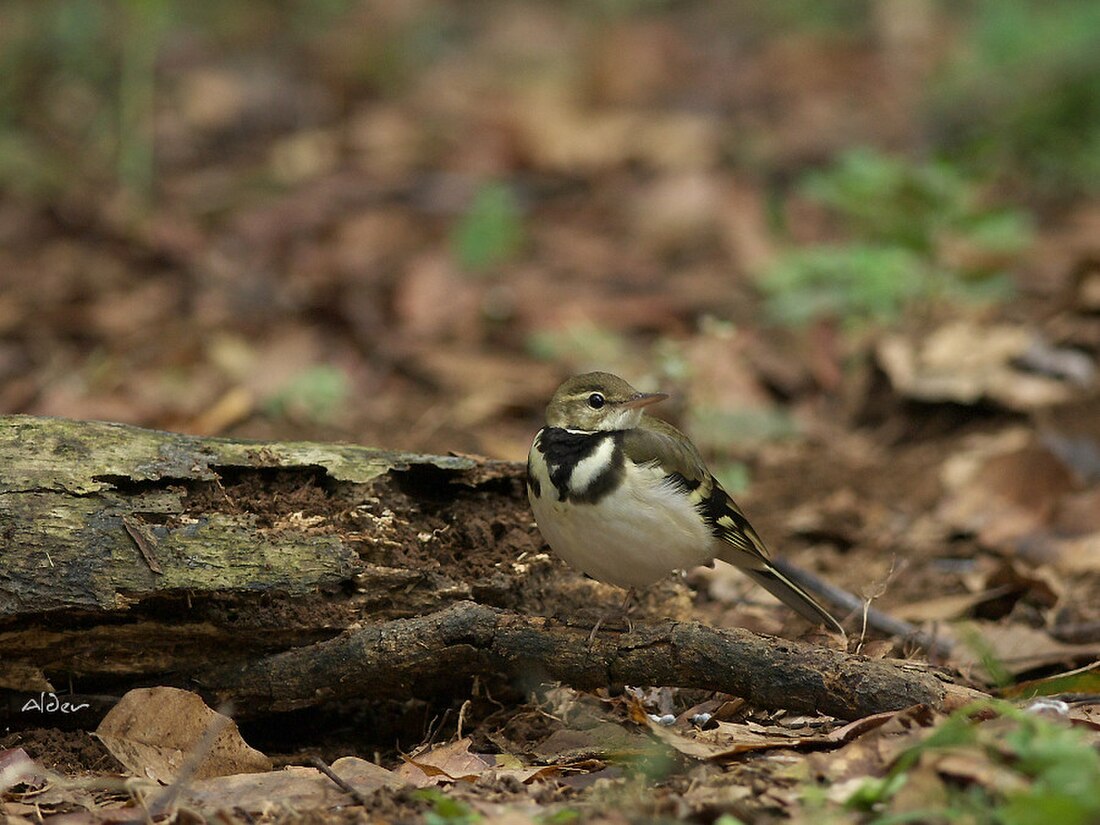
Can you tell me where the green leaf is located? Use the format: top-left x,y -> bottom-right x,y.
452,182 -> 525,273
1000,662 -> 1100,700
264,365 -> 350,424
760,244 -> 926,327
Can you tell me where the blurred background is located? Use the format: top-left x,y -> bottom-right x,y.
0,0 -> 1097,474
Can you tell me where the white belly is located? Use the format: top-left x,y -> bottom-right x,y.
529,459 -> 716,588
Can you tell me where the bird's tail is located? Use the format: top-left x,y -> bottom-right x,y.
736,563 -> 845,634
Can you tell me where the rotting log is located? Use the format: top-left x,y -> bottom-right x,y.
0,415 -> 981,727
0,414 -> 538,693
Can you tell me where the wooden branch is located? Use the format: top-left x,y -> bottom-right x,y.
203,601 -> 979,722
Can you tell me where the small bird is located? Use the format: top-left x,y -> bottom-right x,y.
527,371 -> 843,632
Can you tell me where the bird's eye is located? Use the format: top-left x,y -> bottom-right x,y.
587,393 -> 605,409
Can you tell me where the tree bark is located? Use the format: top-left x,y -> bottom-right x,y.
0,414 -> 528,692
202,601 -> 977,722
0,415 -> 978,725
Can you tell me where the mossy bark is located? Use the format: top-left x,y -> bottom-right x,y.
0,415 -> 520,694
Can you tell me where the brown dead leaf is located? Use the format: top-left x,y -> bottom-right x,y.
589,19 -> 685,107
677,780 -> 755,812
396,739 -> 557,787
984,559 -> 1063,609
398,738 -> 494,785
0,748 -> 44,793
182,759 -> 405,815
682,324 -> 775,416
95,687 -> 271,783
330,756 -> 409,792
512,89 -> 639,173
952,622 -> 1100,679
886,751 -> 953,815
182,766 -> 350,814
347,105 -> 427,181
641,707 -> 935,762
414,348 -> 558,427
1045,533 -> 1100,575
0,663 -> 54,692
1067,702 -> 1100,732
644,719 -> 816,759
187,386 -> 254,436
817,708 -> 948,806
1052,487 -> 1100,535
720,181 -> 778,274
177,67 -> 249,132
533,722 -> 652,764
392,253 -> 483,342
901,558 -> 1065,624
878,322 -> 1086,410
333,207 -> 420,275
511,87 -> 718,174
634,112 -> 721,171
629,173 -> 722,256
892,588 -> 1016,623
939,428 -> 1078,550
934,747 -> 1030,794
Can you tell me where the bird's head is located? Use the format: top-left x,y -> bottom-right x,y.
544,371 -> 668,432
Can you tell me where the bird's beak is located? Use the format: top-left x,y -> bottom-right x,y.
622,391 -> 669,410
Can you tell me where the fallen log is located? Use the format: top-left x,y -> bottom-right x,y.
0,415 -> 981,727
0,414 -> 537,691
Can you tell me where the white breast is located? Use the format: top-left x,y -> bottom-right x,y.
528,456 -> 716,589
566,435 -> 617,495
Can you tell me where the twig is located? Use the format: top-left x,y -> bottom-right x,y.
122,515 -> 162,574
771,557 -> 954,659
146,703 -> 234,819
309,756 -> 371,808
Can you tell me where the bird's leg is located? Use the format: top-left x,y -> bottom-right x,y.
619,587 -> 637,634
586,615 -> 604,646
587,587 -> 637,644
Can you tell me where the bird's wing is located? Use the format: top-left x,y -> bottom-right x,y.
624,416 -> 772,562
626,416 -> 844,633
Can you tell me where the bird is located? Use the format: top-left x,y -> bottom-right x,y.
527,371 -> 843,633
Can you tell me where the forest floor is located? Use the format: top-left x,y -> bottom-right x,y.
2,2 -> 1100,822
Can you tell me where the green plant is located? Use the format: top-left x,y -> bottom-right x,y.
687,406 -> 797,451
537,809 -> 581,825
264,365 -> 350,425
708,460 -> 751,496
525,323 -> 628,366
117,0 -> 173,201
761,245 -> 925,328
801,149 -> 1028,257
0,1 -> 117,196
958,624 -> 1014,689
931,0 -> 1100,197
451,182 -> 526,273
0,0 -> 358,199
759,149 -> 1028,327
847,701 -> 1100,824
413,788 -> 481,825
